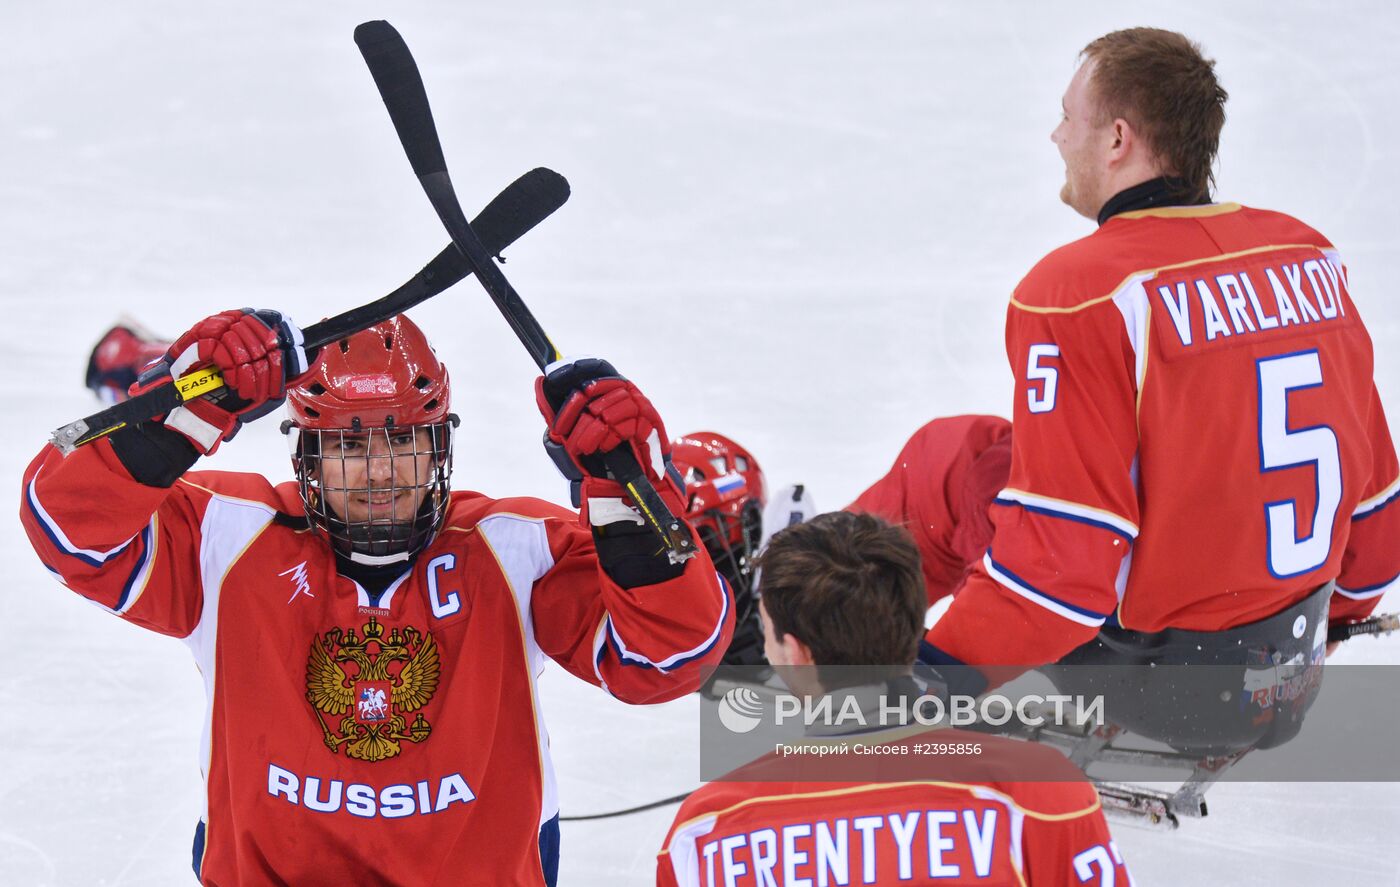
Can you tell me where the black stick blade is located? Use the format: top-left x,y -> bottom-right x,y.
472,168 -> 571,260
303,167 -> 570,350
354,21 -> 446,178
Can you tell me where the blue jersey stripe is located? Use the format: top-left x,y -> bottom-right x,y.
986,554 -> 1113,622
993,496 -> 1136,543
605,572 -> 730,672
25,476 -> 136,567
1336,571 -> 1399,598
113,524 -> 153,613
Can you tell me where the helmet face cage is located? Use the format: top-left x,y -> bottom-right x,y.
696,497 -> 763,596
697,498 -> 766,666
291,418 -> 458,564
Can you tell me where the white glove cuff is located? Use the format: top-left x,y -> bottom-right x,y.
587,497 -> 645,527
166,405 -> 223,453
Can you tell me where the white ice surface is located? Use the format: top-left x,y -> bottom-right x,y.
2,2 -> 1398,884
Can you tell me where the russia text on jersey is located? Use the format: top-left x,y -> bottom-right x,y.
267,764 -> 476,819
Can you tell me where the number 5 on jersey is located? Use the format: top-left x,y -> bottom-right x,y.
1026,344 -> 1061,413
1257,350 -> 1342,578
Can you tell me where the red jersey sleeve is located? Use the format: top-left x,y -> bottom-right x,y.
21,440 -> 214,638
927,283 -> 1137,670
520,506 -> 733,704
1332,387 -> 1400,623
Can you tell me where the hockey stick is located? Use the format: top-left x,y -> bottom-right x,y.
559,790 -> 692,822
50,167 -> 570,455
354,20 -> 696,563
1327,612 -> 1398,644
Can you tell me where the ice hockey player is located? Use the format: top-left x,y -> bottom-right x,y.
917,28 -> 1400,698
656,511 -> 1132,886
26,310 -> 732,886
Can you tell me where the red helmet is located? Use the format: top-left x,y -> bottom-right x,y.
282,315 -> 456,565
673,431 -> 768,666
672,431 -> 767,546
286,315 -> 450,429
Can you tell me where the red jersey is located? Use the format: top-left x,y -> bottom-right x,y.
929,203 -> 1400,669
657,732 -> 1129,886
849,415 -> 1012,603
22,439 -> 732,886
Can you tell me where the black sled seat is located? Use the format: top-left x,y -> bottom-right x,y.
1041,582 -> 1332,756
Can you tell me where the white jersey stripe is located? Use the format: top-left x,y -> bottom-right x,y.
1353,475 -> 1400,519
114,519 -> 159,615
603,571 -> 729,672
664,813 -> 720,887
184,493 -> 277,831
590,617 -> 612,695
996,488 -> 1139,540
26,473 -> 138,565
969,787 -> 1025,881
1335,574 -> 1398,600
983,553 -> 1108,628
1113,274 -> 1153,396
476,512 -> 560,829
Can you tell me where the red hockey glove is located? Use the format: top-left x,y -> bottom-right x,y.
535,357 -> 686,524
135,309 -> 311,455
84,322 -> 170,405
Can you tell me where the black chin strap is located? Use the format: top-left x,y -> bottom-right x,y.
272,511 -> 312,530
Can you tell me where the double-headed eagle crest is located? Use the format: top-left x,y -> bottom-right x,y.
305,615 -> 441,762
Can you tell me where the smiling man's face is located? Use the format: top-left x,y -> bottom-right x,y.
1051,60 -> 1115,219
316,426 -> 436,526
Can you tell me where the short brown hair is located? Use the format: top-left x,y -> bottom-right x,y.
1082,28 -> 1228,203
756,511 -> 926,669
